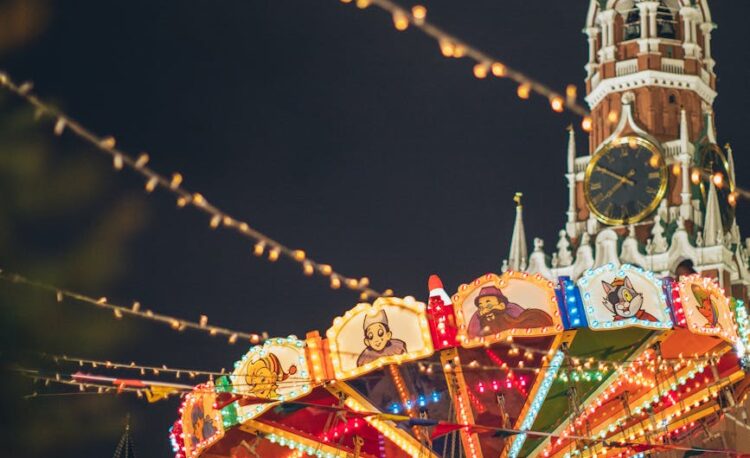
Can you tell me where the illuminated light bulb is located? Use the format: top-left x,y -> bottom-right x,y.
355,0 -> 369,8
517,83 -> 531,100
199,315 -> 208,327
100,136 -> 116,149
439,40 -> 455,57
581,116 -> 593,132
649,154 -> 661,168
145,176 -> 159,193
113,308 -> 123,319
607,110 -> 618,124
170,173 -> 183,189
253,241 -> 265,256
293,249 -> 306,261
728,192 -> 738,207
113,154 -> 123,170
566,84 -> 577,101
359,277 -> 370,287
131,301 -> 140,312
268,247 -> 280,262
359,291 -> 368,300
672,163 -> 681,176
319,264 -> 333,276
330,276 -> 342,289
340,0 -> 352,3
171,320 -> 181,329
176,196 -> 188,207
384,288 -> 394,296
228,333 -> 238,344
628,137 -> 639,149
135,153 -> 150,168
210,214 -> 221,229
550,96 -> 564,112
473,63 -> 489,79
303,261 -> 314,276
54,117 -> 67,135
712,172 -> 723,188
491,62 -> 507,77
411,5 -> 427,22
453,45 -> 466,58
192,193 -> 205,205
392,11 -> 409,31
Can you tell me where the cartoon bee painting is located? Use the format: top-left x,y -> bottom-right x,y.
601,276 -> 657,322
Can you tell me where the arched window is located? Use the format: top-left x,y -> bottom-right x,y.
656,1 -> 677,39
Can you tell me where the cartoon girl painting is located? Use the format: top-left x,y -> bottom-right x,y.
467,285 -> 553,337
243,353 -> 297,400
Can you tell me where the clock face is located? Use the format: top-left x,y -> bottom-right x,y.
698,144 -> 735,231
584,137 -> 668,225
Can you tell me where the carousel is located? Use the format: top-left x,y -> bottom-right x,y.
169,265 -> 750,458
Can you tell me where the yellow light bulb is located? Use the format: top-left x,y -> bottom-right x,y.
565,84 -> 577,101
473,63 -> 488,79
411,5 -> 426,22
550,96 -> 564,112
728,192 -> 737,207
581,116 -> 593,132
517,83 -> 531,100
393,12 -> 409,31
607,110 -> 618,124
712,172 -> 724,188
355,0 -> 369,8
491,62 -> 506,77
691,168 -> 701,185
672,163 -> 681,175
439,40 -> 454,57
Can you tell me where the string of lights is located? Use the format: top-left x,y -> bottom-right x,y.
0,72 -> 386,300
341,0 -> 592,122
19,368 -> 745,456
40,353 -> 228,379
0,269 -> 267,345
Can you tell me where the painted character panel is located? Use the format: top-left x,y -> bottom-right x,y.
578,264 -> 672,331
453,272 -> 562,348
467,285 -> 554,337
327,297 -> 434,380
356,309 -> 408,367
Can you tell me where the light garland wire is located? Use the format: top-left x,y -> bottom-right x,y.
16,368 -> 745,456
0,267 -> 728,375
343,0 -> 591,121
0,269 -> 266,344
0,72 -> 386,300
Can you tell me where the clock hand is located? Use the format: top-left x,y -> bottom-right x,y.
595,165 -> 636,186
601,176 -> 629,201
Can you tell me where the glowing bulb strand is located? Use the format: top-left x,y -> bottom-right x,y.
0,72 -> 385,299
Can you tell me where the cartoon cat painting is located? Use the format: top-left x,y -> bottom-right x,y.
601,276 -> 657,322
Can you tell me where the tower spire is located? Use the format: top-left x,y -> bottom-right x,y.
703,181 -> 723,246
566,126 -> 577,236
726,142 -> 736,185
508,192 -> 528,271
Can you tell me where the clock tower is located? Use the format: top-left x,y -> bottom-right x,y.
511,0 -> 750,303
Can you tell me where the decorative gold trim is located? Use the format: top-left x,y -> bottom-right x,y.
583,136 -> 668,226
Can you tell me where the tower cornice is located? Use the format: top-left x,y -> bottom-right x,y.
585,70 -> 717,109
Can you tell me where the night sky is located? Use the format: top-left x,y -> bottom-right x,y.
4,1 -> 750,456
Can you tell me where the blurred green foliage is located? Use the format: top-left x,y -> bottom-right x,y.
0,2 -> 148,453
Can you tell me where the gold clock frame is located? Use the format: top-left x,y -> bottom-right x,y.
583,136 -> 668,226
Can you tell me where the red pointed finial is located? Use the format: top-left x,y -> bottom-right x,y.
428,274 -> 443,291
